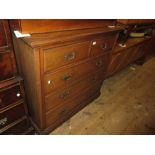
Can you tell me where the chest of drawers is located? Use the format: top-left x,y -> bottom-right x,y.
12,23 -> 121,134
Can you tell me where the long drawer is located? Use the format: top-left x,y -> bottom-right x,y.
0,84 -> 23,110
0,103 -> 25,130
44,53 -> 110,94
45,69 -> 104,111
45,81 -> 102,128
43,41 -> 90,72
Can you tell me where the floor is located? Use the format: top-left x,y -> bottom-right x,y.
50,56 -> 155,135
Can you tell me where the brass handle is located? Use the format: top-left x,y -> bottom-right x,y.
0,117 -> 8,126
100,43 -> 107,50
64,52 -> 75,61
62,74 -> 72,81
59,91 -> 69,99
4,47 -> 10,53
96,60 -> 103,67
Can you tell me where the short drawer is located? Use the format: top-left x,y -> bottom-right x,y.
0,103 -> 25,129
44,54 -> 110,94
1,118 -> 31,135
45,81 -> 102,128
0,84 -> 23,110
45,69 -> 104,111
43,41 -> 90,72
90,33 -> 117,56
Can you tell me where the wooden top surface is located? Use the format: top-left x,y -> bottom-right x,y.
19,25 -> 124,48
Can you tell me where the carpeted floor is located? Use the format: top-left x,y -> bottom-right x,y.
50,56 -> 155,135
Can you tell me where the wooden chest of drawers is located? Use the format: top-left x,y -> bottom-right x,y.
12,22 -> 122,134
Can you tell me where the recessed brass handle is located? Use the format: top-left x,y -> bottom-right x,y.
95,60 -> 103,67
64,52 -> 75,61
62,74 -> 72,81
0,117 -> 8,126
100,43 -> 107,50
4,47 -> 10,53
59,91 -> 69,99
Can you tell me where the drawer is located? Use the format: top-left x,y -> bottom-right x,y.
43,41 -> 90,72
0,103 -> 25,129
90,33 -> 117,56
45,69 -> 104,111
1,118 -> 31,135
44,54 -> 110,94
45,81 -> 102,128
0,50 -> 16,81
0,84 -> 23,110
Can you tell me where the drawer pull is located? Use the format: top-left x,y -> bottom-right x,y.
0,98 -> 2,103
16,93 -> 21,97
96,61 -> 103,67
62,74 -> 72,81
64,52 -> 75,61
4,47 -> 10,53
59,91 -> 69,99
100,43 -> 107,50
0,117 -> 8,126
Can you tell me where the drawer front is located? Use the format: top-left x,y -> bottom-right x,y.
44,54 -> 110,94
45,82 -> 102,128
0,84 -> 23,110
1,118 -> 30,135
0,51 -> 15,81
43,41 -> 90,72
0,103 -> 25,129
90,33 -> 117,56
45,69 -> 104,111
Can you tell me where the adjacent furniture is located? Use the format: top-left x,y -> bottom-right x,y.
11,20 -> 122,134
0,20 -> 34,135
106,20 -> 155,77
117,19 -> 155,25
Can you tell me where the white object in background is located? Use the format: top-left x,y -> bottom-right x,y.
108,25 -> 116,29
14,30 -> 31,38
